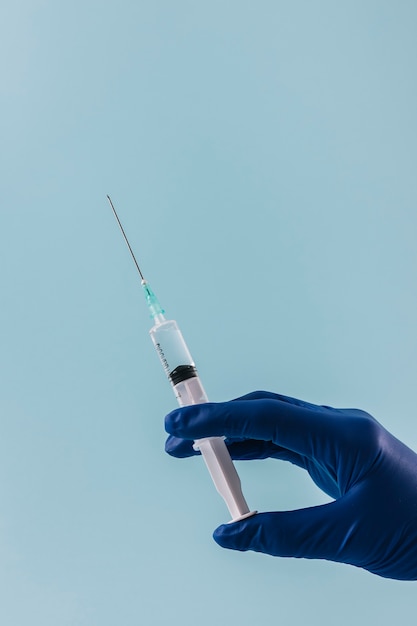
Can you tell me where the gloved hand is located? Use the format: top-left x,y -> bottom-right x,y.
165,391 -> 417,580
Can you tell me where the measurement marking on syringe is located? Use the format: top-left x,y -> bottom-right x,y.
155,343 -> 170,373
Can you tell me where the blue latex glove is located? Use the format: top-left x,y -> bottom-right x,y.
165,391 -> 417,580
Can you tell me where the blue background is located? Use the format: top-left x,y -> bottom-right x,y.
1,1 -> 417,624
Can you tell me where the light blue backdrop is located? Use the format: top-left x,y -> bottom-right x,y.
1,1 -> 416,624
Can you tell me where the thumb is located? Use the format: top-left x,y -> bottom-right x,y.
214,498 -> 360,565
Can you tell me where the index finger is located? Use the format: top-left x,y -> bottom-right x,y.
164,396 -> 373,461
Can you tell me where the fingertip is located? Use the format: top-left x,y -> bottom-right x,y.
213,523 -> 239,550
164,408 -> 182,434
164,435 -> 198,458
164,404 -> 213,437
213,517 -> 259,552
164,403 -> 227,440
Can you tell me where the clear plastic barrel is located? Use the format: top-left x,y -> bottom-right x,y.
149,319 -> 194,379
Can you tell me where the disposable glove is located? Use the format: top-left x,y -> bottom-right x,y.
165,391 -> 417,580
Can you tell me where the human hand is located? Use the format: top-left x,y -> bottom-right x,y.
165,391 -> 417,580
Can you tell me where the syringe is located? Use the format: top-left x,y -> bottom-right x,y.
107,196 -> 256,522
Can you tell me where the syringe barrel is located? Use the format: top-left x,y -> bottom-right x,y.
149,319 -> 207,405
149,319 -> 255,522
